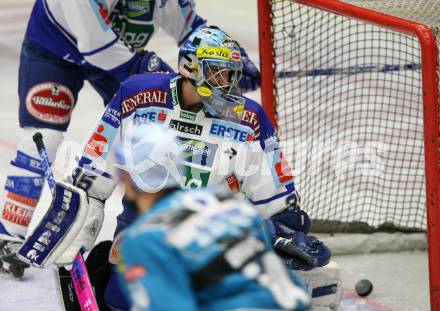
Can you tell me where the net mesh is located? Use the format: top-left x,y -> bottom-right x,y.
270,0 -> 436,232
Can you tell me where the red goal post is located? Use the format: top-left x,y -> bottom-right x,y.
258,0 -> 440,309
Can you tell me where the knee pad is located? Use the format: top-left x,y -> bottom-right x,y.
0,127 -> 64,239
296,260 -> 342,311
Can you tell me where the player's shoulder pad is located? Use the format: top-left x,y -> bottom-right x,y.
121,72 -> 179,90
119,72 -> 178,118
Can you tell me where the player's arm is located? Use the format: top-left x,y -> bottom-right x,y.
57,1 -> 172,81
240,102 -> 330,270
119,229 -> 199,311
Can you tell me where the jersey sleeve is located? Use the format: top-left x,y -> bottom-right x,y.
239,103 -> 297,219
153,0 -> 206,46
64,85 -> 124,201
56,1 -> 137,79
119,229 -> 199,311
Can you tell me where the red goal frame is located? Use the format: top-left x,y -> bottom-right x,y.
257,0 -> 440,309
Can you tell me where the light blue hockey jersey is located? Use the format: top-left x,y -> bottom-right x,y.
118,189 -> 311,311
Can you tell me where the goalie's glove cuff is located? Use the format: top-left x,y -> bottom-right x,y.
131,51 -> 174,75
267,208 -> 311,240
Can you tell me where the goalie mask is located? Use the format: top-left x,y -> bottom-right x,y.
178,26 -> 244,121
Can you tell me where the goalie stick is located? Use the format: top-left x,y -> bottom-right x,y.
33,133 -> 99,311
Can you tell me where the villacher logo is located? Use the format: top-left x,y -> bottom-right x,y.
169,119 -> 203,136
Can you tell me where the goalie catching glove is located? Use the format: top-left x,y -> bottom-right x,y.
265,192 -> 331,271
17,181 -> 104,268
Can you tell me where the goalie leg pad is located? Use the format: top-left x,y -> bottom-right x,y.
296,260 -> 342,311
17,181 -> 104,267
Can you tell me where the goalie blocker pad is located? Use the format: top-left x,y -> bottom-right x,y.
18,181 -> 104,268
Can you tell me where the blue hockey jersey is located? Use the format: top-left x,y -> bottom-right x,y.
25,0 -> 203,82
118,189 -> 311,311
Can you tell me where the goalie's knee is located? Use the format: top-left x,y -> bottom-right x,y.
296,260 -> 342,311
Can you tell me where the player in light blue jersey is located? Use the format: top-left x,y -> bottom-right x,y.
0,0 -> 259,280
116,122 -> 311,311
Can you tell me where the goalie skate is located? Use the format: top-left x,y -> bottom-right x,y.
0,239 -> 29,279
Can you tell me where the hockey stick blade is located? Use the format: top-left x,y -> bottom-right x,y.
56,267 -> 81,311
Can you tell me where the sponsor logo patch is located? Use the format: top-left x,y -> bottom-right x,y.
270,151 -> 294,185
178,137 -> 217,168
226,173 -> 240,192
209,119 -> 253,143
241,109 -> 260,139
121,90 -> 168,117
196,47 -> 231,61
124,265 -> 146,283
230,50 -> 241,62
25,83 -> 74,125
133,107 -> 168,124
84,121 -> 118,161
180,110 -> 196,121
3,201 -> 32,226
7,192 -> 38,207
103,107 -> 121,127
183,166 -> 211,190
126,1 -> 151,16
169,119 -> 203,136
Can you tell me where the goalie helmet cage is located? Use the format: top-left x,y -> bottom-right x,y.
257,0 -> 440,309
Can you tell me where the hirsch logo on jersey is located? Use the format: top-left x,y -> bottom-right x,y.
121,90 -> 168,117
26,83 -> 74,125
209,119 -> 254,143
133,107 -> 168,124
178,137 -> 217,168
169,119 -> 203,136
84,121 -> 118,161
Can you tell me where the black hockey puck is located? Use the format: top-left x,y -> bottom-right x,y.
355,279 -> 373,297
